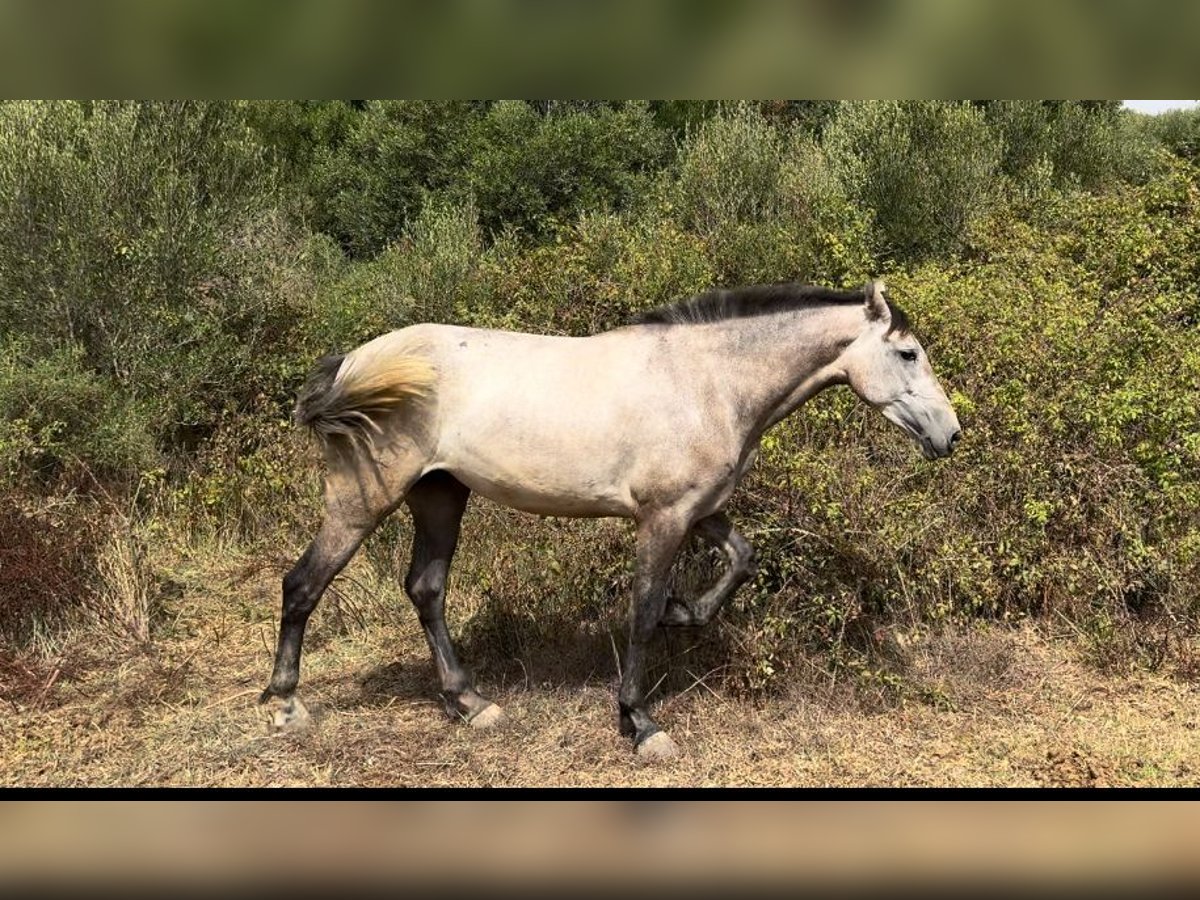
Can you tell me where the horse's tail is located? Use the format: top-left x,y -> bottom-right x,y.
293,336 -> 436,448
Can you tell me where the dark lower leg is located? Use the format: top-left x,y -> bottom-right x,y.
661,513 -> 755,627
619,516 -> 686,747
404,472 -> 492,721
262,517 -> 374,701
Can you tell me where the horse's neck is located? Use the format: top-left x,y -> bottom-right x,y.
706,306 -> 862,435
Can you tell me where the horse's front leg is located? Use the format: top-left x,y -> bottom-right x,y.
619,511 -> 689,761
660,512 -> 756,627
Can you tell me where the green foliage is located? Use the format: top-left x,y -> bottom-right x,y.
240,100 -> 358,181
1138,106 -> 1200,162
670,103 -> 871,284
721,165 -> 1200,684
824,101 -> 1003,262
306,101 -> 669,254
0,101 -> 310,477
305,193 -> 491,351
985,101 -> 1160,191
673,103 -> 787,235
481,211 -> 715,335
308,101 -> 482,257
0,341 -> 156,485
462,100 -> 669,238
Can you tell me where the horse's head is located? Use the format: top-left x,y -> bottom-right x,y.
840,280 -> 961,460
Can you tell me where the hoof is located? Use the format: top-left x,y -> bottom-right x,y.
267,696 -> 311,733
468,703 -> 506,730
636,731 -> 680,763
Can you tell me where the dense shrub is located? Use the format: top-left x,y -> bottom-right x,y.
670,103 -> 871,284
241,100 -> 359,183
463,100 -> 669,238
307,101 -> 669,253
720,164 -> 1200,682
1139,106 -> 1200,162
985,100 -> 1160,192
823,101 -> 1002,262
673,103 -> 787,235
0,341 -> 156,486
308,101 -> 482,257
0,102 -> 314,473
480,210 -> 714,335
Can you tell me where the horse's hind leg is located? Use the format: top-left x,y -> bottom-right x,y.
261,451 -> 422,729
260,511 -> 379,728
660,512 -> 756,627
404,470 -> 503,728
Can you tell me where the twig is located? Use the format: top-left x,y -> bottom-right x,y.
202,688 -> 259,711
680,666 -> 730,704
646,670 -> 669,701
35,667 -> 61,706
609,631 -> 622,680
515,656 -> 530,691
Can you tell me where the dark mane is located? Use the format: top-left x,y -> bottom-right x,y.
633,281 -> 910,334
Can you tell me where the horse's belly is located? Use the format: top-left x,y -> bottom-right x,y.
447,466 -> 633,518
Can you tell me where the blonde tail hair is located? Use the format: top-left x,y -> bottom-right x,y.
293,334 -> 436,448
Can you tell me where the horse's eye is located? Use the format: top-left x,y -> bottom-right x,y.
899,349 -> 918,362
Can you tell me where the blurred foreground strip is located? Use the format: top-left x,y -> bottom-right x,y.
1,801 -> 1198,887
0,0 -> 1195,95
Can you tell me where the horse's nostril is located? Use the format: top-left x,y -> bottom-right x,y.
949,429 -> 962,449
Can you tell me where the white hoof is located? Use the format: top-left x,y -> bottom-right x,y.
468,703 -> 506,730
636,731 -> 680,763
268,696 -> 311,733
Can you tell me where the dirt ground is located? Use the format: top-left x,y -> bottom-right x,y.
3,551 -> 1198,788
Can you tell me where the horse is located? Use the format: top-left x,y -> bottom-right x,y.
260,279 -> 961,760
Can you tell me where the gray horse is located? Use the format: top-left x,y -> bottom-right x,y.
261,280 -> 961,760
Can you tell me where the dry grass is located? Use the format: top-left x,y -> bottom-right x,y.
3,542 -> 1198,788
90,524 -> 153,644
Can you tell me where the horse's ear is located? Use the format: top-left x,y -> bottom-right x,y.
864,279 -> 890,321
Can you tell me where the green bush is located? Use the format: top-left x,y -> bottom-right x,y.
985,101 -> 1160,192
0,341 -> 157,486
478,210 -> 714,335
823,101 -> 1002,262
308,101 -> 482,257
1138,106 -> 1200,162
241,100 -> 358,183
0,101 -> 311,470
673,103 -> 786,235
718,163 -> 1200,683
670,104 -> 872,284
306,100 -> 670,252
463,100 -> 669,238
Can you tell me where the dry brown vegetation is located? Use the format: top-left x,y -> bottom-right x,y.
4,524 -> 1197,788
